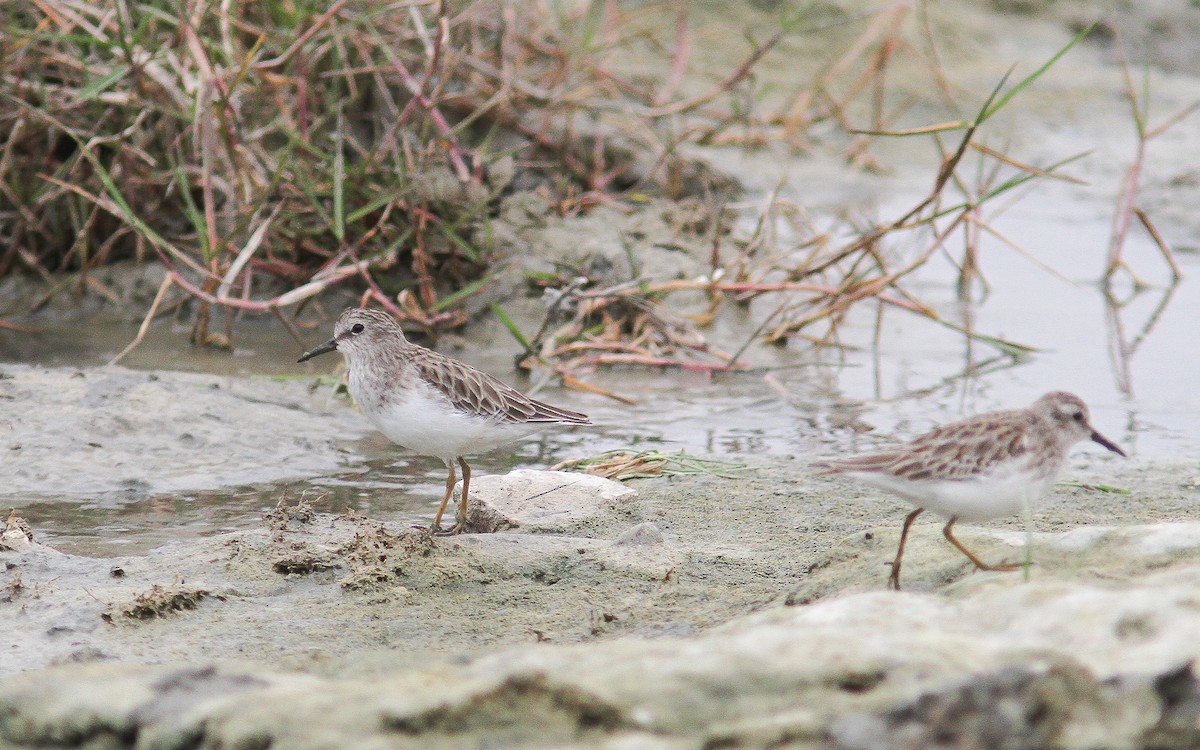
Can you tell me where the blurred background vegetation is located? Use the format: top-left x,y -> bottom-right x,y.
0,1 -> 753,328
2,1 -> 1103,372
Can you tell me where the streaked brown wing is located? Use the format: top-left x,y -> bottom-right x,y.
818,411 -> 1032,481
814,451 -> 906,474
413,348 -> 589,425
898,416 -> 1031,480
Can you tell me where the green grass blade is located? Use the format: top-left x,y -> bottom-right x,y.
170,152 -> 208,253
429,274 -> 494,312
438,222 -> 481,263
850,120 -> 968,137
77,65 -> 130,102
333,107 -> 345,243
930,317 -> 1038,357
1059,480 -> 1133,495
981,24 -> 1094,122
489,303 -> 532,350
346,189 -> 405,223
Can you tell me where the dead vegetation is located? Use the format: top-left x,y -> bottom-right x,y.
2,509 -> 35,550
552,449 -> 751,481
263,493 -> 318,531
272,554 -> 337,575
1,0 -> 749,346
335,520 -> 438,591
1,2 -> 1180,385
107,584 -> 214,621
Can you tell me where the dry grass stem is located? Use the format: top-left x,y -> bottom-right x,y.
1,2 -> 1102,379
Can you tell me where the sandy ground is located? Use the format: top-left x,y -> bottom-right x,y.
6,352 -> 1195,746
5,0 -> 1200,747
2,407 -> 1198,747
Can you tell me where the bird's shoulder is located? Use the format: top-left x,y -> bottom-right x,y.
895,410 -> 1034,480
408,345 -> 543,423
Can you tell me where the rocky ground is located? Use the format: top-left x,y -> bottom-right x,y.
2,442 -> 1199,748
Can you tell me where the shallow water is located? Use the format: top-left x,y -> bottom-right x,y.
799,178 -> 1200,459
6,185 -> 1199,556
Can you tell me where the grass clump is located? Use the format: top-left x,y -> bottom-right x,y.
1,1 -> 743,345
1,2 -> 1136,380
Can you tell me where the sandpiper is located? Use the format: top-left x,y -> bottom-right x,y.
299,307 -> 591,534
815,391 -> 1126,590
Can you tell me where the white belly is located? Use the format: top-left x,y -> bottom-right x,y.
847,467 -> 1058,523
356,386 -> 536,462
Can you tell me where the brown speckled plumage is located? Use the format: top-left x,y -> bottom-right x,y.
411,346 -> 590,425
332,307 -> 588,426
821,410 -> 1048,482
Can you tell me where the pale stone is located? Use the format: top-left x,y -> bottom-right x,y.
615,522 -> 665,546
464,470 -> 638,534
6,520 -> 1200,746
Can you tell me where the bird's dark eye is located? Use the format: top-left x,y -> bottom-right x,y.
351,323 -> 364,334
1072,412 -> 1084,421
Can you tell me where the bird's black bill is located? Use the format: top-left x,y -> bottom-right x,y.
1091,430 -> 1127,457
297,338 -> 337,363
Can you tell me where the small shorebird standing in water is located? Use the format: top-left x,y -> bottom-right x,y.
814,391 -> 1126,590
299,307 -> 591,534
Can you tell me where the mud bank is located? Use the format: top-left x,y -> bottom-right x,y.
2,457 -> 1200,748
0,364 -> 370,497
0,364 -> 1196,749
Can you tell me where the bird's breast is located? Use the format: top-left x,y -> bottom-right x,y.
348,368 -> 535,460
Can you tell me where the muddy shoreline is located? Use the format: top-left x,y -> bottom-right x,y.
6,1 -> 1200,747
2,420 -> 1198,747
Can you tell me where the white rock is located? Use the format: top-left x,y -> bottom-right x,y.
464,470 -> 637,534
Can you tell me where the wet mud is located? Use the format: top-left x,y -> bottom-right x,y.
6,0 -> 1200,747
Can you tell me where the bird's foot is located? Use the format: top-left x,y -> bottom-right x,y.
886,563 -> 903,591
974,559 -> 1026,573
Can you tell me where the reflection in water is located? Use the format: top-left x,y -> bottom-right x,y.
1103,280 -> 1179,398
23,490 -> 274,557
28,459 -> 450,557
